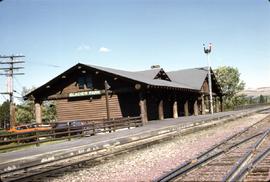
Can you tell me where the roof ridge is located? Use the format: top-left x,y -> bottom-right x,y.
167,66 -> 208,73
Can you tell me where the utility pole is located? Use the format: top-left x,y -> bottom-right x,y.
203,43 -> 214,115
0,55 -> 25,129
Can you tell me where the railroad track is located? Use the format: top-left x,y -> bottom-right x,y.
241,146 -> 270,181
155,115 -> 270,182
0,119 -> 207,182
1,112 -> 269,182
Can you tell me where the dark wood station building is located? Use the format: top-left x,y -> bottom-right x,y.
24,63 -> 223,124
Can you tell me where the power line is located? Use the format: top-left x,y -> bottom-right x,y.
1,94 -> 7,101
0,55 -> 25,128
14,76 -> 23,87
14,76 -> 23,94
27,61 -> 60,68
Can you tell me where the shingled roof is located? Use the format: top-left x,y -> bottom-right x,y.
25,63 -> 222,98
167,67 -> 209,90
86,64 -> 194,90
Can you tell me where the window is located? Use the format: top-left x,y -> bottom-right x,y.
77,75 -> 93,89
86,76 -> 93,89
77,77 -> 85,89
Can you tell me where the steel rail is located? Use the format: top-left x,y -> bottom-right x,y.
154,131 -> 264,182
154,114 -> 270,182
231,145 -> 270,182
222,128 -> 270,182
2,111 -> 269,182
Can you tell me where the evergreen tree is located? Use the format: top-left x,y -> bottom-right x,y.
0,101 -> 10,129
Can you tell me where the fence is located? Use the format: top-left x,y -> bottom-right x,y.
0,116 -> 142,151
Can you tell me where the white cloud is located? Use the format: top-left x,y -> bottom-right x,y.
99,47 -> 111,53
77,44 -> 91,51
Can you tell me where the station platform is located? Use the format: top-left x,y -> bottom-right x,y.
0,106 -> 270,173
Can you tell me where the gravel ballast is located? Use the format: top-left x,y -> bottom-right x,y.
46,113 -> 269,182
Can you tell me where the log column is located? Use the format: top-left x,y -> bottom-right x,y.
201,94 -> 206,115
215,97 -> 220,113
35,101 -> 42,124
205,96 -> 209,114
139,93 -> 148,124
173,100 -> 178,118
184,100 -> 189,116
158,100 -> 164,120
220,96 -> 224,112
194,100 -> 199,116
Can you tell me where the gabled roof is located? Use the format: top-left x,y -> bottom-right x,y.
167,67 -> 209,90
135,68 -> 171,81
134,69 -> 161,78
25,63 -> 222,99
86,64 -> 193,89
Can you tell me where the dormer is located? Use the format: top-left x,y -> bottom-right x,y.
154,68 -> 171,81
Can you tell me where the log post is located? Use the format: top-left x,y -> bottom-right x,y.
205,96 -> 209,114
184,100 -> 189,116
194,100 -> 199,116
158,99 -> 164,120
104,80 -> 111,120
216,97 -> 220,113
139,93 -> 148,124
220,96 -> 224,112
201,94 -> 205,115
173,100 -> 178,118
35,101 -> 42,124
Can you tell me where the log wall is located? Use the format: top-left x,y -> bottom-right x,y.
56,95 -> 122,121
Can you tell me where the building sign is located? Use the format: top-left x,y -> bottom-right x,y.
68,90 -> 102,98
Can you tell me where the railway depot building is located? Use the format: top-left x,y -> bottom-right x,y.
25,63 -> 223,124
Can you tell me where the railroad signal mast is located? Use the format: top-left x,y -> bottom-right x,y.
203,43 -> 214,115
0,55 -> 25,129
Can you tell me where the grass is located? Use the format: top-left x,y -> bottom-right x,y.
0,137 -> 80,153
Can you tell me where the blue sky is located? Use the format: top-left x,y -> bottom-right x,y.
0,0 -> 270,102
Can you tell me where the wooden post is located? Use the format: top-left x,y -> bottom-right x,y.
104,80 -> 110,120
205,96 -> 209,114
158,99 -> 164,120
220,96 -> 224,112
201,94 -> 205,115
184,100 -> 189,116
35,102 -> 42,124
215,97 -> 220,112
173,100 -> 178,118
194,100 -> 199,116
36,131 -> 40,147
68,123 -> 71,141
139,93 -> 148,124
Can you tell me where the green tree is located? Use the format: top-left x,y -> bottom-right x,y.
15,87 -> 57,124
16,87 -> 35,124
214,66 -> 246,110
0,101 -> 10,129
42,101 -> 57,123
16,102 -> 35,124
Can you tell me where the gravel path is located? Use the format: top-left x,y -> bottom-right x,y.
46,113 -> 268,182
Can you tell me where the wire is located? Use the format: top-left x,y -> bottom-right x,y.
14,76 -> 23,88
0,94 -> 8,101
27,61 -> 61,68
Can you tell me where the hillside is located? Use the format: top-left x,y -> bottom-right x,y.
241,87 -> 270,97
